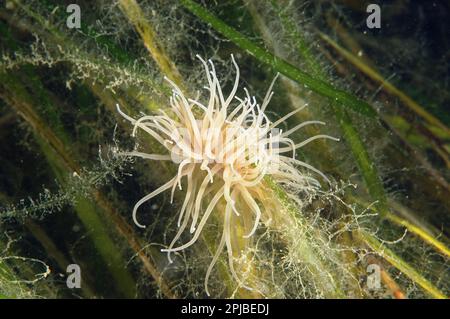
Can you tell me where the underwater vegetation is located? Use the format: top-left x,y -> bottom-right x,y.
0,0 -> 449,299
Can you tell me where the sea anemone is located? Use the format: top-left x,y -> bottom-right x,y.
117,55 -> 338,295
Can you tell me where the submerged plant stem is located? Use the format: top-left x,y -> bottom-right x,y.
358,231 -> 447,299
319,32 -> 450,137
180,0 -> 376,117
119,0 -> 184,89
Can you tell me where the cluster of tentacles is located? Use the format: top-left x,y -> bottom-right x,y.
117,55 -> 338,295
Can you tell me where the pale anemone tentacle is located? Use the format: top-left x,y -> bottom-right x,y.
238,184 -> 262,238
276,134 -> 340,154
204,227 -> 226,296
131,176 -> 177,229
281,120 -> 326,137
162,186 -> 225,255
117,55 -> 338,295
